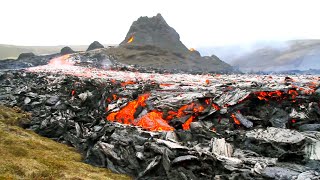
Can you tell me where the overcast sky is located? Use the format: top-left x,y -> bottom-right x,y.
1,0 -> 320,47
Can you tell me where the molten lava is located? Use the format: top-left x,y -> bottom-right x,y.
189,48 -> 196,52
136,111 -> 174,131
106,94 -> 174,131
254,89 -> 301,102
106,93 -> 149,124
182,116 -> 194,130
105,93 -> 213,131
231,113 -> 241,125
254,90 -> 286,101
127,36 -> 134,43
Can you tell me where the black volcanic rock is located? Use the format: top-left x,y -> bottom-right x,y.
87,41 -> 104,51
60,46 -> 75,55
120,13 -> 189,54
17,52 -> 35,60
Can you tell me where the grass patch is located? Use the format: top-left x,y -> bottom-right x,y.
0,105 -> 131,180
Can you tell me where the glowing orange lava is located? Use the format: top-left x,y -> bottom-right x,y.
288,89 -> 298,99
106,93 -> 149,124
127,36 -> 134,43
182,116 -> 194,130
106,94 -> 175,131
189,48 -> 196,52
254,90 -> 283,101
136,111 -> 174,131
212,103 -> 220,110
121,80 -> 136,87
231,113 -> 241,125
106,94 -> 214,131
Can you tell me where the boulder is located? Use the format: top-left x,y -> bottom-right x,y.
60,46 -> 75,55
17,52 -> 35,60
87,41 -> 104,51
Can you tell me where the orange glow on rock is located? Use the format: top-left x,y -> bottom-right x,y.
136,111 -> 174,131
231,113 -> 241,125
160,83 -> 174,87
189,48 -> 196,52
106,94 -> 212,131
212,103 -> 220,110
254,90 -> 283,101
106,112 -> 118,122
106,93 -> 149,124
112,94 -> 117,101
121,80 -> 135,87
127,36 -> 134,43
193,105 -> 205,113
182,116 -> 194,130
71,90 -> 76,96
288,89 -> 298,99
177,103 -> 195,118
205,99 -> 210,105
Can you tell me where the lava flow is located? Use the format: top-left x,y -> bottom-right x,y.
106,94 -> 211,131
106,94 -> 174,131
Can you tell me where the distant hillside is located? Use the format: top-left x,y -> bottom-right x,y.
231,40 -> 320,72
198,40 -> 320,72
0,44 -> 110,60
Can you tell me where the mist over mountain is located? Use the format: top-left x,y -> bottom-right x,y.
197,39 -> 320,72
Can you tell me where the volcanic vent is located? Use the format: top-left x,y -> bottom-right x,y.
106,13 -> 233,73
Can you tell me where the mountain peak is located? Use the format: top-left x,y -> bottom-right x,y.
120,14 -> 189,54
